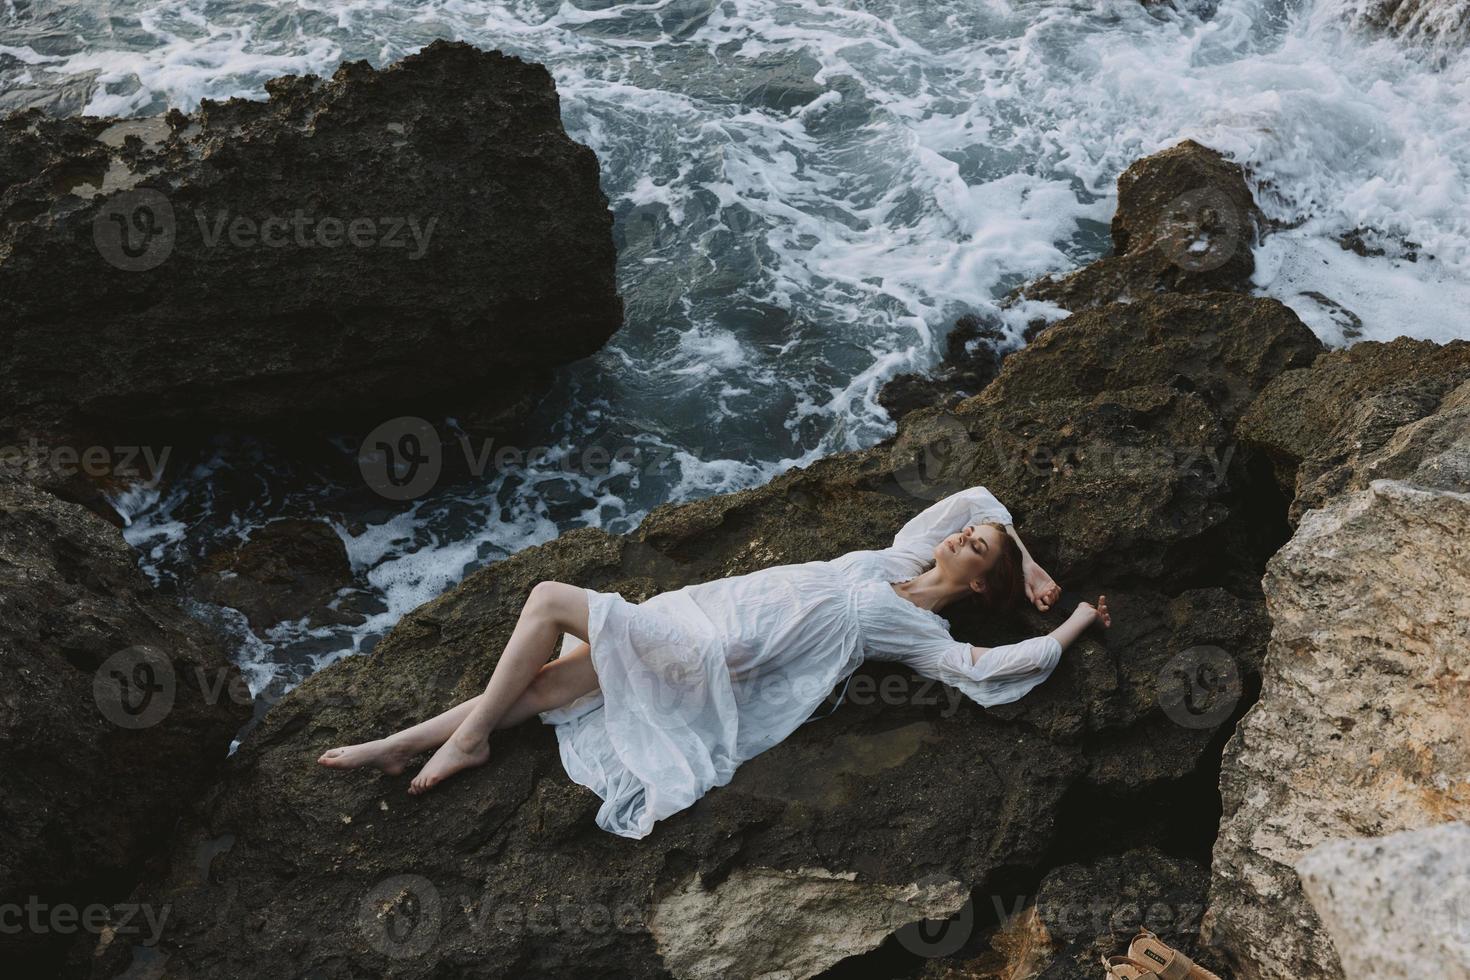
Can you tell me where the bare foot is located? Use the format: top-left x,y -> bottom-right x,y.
408,737 -> 490,795
316,738 -> 413,776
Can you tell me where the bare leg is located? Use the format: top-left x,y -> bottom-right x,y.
319,637 -> 598,774
408,582 -> 590,794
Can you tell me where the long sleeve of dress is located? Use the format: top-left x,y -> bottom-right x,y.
931,635 -> 1061,707
857,580 -> 1060,708
889,486 -> 1013,566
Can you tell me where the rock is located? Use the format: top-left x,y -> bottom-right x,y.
1238,337 -> 1470,521
1203,479 -> 1470,980
879,314 -> 1009,422
0,473 -> 252,975
1140,0 -> 1220,16
1335,0 -> 1470,49
1296,822 -> 1470,979
1031,848 -> 1226,979
89,285 -> 1314,979
978,292 -> 1320,428
893,142 -> 1283,432
1017,141 -> 1261,312
0,425 -> 140,526
914,848 -> 1226,980
650,867 -> 968,979
0,41 -> 621,438
918,293 -> 1318,589
917,906 -> 1055,979
191,519 -> 357,632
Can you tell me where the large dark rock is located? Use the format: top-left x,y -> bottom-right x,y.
1237,337 -> 1470,522
0,473 -> 251,975
85,287 -> 1317,979
0,41 -> 621,438
980,293 -> 1319,429
1017,141 -> 1260,312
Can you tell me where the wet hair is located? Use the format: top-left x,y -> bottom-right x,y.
976,522 -> 1025,611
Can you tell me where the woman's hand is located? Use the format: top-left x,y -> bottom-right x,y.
1048,594 -> 1111,652
1022,556 -> 1062,612
1074,595 -> 1111,629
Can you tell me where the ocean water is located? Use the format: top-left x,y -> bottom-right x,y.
3,0 -> 1467,696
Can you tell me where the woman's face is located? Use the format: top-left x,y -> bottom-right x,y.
934,523 -> 1005,590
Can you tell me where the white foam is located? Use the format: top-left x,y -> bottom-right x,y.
1257,231 -> 1470,345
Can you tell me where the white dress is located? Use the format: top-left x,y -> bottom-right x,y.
539,486 -> 1064,839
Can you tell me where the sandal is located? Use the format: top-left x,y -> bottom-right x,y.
1101,954 -> 1161,979
1127,927 -> 1222,980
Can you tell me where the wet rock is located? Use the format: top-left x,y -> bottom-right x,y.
90,283 -> 1313,979
0,473 -> 251,975
1017,140 -> 1261,312
879,314 -> 1009,422
1297,822 -> 1470,980
1237,337 -> 1470,521
1142,0 -> 1221,16
892,142 -> 1276,426
1338,0 -> 1470,49
1203,479 -> 1470,980
0,41 -> 621,439
191,519 -> 357,632
1336,226 -> 1423,263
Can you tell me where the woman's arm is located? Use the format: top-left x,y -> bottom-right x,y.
890,486 -> 1012,560
1004,524 -> 1061,612
1047,595 -> 1110,650
890,486 -> 1061,611
964,595 -> 1109,668
941,598 -> 1110,706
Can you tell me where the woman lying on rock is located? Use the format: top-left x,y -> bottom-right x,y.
319,485 -> 1110,838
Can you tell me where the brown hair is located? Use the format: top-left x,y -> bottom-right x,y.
977,521 -> 1025,611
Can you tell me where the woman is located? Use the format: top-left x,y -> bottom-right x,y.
319,485 -> 1110,839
